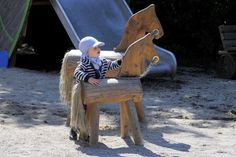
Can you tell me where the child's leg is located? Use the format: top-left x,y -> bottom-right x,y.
69,105 -> 87,141
69,127 -> 77,140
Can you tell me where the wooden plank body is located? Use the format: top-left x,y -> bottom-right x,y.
82,78 -> 143,105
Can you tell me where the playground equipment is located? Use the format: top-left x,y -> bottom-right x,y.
51,0 -> 176,145
218,25 -> 236,79
50,0 -> 177,78
73,78 -> 144,145
69,31 -> 161,145
69,31 -> 159,145
59,5 -> 162,127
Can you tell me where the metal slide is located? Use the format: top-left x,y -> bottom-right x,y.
50,0 -> 177,78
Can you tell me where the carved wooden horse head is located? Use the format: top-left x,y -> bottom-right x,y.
118,29 -> 160,77
115,4 -> 164,52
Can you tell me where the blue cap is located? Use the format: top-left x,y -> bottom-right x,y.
79,36 -> 105,53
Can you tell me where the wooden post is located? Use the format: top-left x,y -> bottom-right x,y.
120,102 -> 129,138
134,102 -> 145,122
87,104 -> 100,146
125,100 -> 143,145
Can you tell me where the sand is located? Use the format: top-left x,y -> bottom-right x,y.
0,67 -> 235,157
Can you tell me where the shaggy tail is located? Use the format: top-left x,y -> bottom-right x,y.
59,52 -> 74,106
70,83 -> 88,135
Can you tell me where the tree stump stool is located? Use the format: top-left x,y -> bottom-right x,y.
81,77 -> 144,146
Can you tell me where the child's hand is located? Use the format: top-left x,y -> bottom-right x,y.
88,78 -> 100,86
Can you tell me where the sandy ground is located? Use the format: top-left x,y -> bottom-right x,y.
0,67 -> 236,157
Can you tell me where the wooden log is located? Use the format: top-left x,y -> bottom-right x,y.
124,100 -> 143,145
81,78 -> 143,105
120,102 -> 129,138
134,102 -> 145,122
87,104 -> 100,146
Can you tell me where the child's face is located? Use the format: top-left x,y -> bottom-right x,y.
87,46 -> 101,58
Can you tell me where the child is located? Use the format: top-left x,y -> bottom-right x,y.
74,36 -> 122,85
70,36 -> 122,140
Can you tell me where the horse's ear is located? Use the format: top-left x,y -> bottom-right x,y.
150,4 -> 157,10
150,4 -> 155,8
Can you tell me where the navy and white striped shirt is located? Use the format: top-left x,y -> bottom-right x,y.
74,57 -> 122,83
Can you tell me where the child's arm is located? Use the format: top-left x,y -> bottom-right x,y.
74,62 -> 100,86
107,59 -> 122,71
74,62 -> 90,82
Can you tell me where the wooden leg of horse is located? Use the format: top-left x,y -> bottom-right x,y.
125,100 -> 143,145
65,106 -> 71,127
87,104 -> 100,145
120,102 -> 129,138
134,102 -> 145,122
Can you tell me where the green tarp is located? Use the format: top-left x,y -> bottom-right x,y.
0,0 -> 31,58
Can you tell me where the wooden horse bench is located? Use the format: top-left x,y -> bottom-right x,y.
79,77 -> 144,146
63,30 -> 160,127
60,4 -> 163,127
218,25 -> 236,79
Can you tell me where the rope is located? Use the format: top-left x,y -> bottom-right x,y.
0,16 -> 14,43
9,0 -> 31,58
0,0 -> 31,58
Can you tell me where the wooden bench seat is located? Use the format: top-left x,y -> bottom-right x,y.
218,25 -> 236,79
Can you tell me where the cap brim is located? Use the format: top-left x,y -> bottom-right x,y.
93,41 -> 105,47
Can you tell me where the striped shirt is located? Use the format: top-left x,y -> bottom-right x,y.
74,57 -> 122,83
